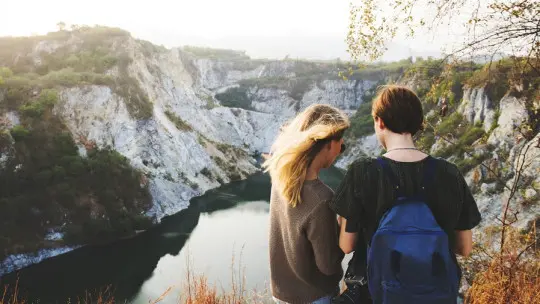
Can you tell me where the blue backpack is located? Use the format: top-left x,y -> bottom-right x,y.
367,157 -> 459,304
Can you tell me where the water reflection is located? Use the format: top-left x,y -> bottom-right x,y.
132,201 -> 271,303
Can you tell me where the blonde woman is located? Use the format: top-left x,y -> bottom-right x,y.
264,104 -> 349,304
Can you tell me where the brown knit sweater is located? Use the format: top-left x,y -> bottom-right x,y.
269,179 -> 344,303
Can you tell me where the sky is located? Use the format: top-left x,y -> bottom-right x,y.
2,0 -> 451,61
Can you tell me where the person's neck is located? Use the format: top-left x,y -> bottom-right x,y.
306,156 -> 324,181
383,132 -> 416,151
383,132 -> 428,162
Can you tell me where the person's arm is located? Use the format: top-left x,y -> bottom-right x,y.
339,217 -> 357,254
330,162 -> 364,253
306,203 -> 344,276
454,167 -> 481,257
455,230 -> 473,257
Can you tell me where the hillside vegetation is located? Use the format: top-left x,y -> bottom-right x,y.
0,88 -> 152,260
0,27 -> 156,260
0,26 -> 153,120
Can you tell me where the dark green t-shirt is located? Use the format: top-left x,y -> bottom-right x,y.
330,156 -> 481,251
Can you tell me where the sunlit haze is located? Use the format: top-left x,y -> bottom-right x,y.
3,0 -> 449,61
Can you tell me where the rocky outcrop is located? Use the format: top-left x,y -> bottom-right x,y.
487,95 -> 529,148
336,134 -> 382,169
502,133 -> 540,229
459,87 -> 497,132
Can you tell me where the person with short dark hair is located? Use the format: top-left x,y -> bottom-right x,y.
330,85 -> 481,303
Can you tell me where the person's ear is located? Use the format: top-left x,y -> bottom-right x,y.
326,141 -> 333,151
376,116 -> 386,130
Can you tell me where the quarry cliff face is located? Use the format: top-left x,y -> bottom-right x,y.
50,37 -> 376,220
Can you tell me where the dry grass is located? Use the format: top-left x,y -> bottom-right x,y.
1,250 -> 269,304
466,258 -> 540,304
1,281 -> 116,304
464,225 -> 540,304
179,248 -> 270,304
2,279 -> 25,304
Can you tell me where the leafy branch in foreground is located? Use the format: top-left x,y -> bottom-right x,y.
347,0 -> 539,66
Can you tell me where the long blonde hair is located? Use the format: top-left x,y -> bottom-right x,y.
263,104 -> 350,207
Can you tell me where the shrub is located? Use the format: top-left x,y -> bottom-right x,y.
18,89 -> 59,117
200,167 -> 212,179
183,46 -> 249,60
437,112 -> 464,136
113,62 -> 154,120
434,125 -> 485,159
19,101 -> 46,117
461,126 -> 485,146
454,152 -> 490,173
348,89 -> 377,138
288,79 -> 312,101
38,89 -> 59,105
416,131 -> 435,153
9,125 -> 30,141
165,111 -> 192,131
1,121 -> 152,257
215,87 -> 252,110
0,66 -> 13,78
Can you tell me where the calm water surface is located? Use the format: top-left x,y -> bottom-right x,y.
0,168 -> 345,303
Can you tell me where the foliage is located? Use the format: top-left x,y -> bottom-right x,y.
0,67 -> 13,84
348,101 -> 374,138
183,46 -> 249,60
347,0 -> 539,63
416,131 -> 435,153
165,111 -> 192,132
215,87 -> 252,110
39,69 -> 114,87
434,125 -> 486,158
454,152 -> 491,174
347,58 -> 415,81
0,26 -> 153,120
9,125 -> 30,141
200,167 -> 213,179
424,68 -> 474,106
0,92 -> 152,258
288,78 -> 312,101
18,89 -> 59,117
112,56 -> 153,120
436,112 -> 464,136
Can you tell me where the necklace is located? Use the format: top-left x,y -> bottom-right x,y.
385,147 -> 420,153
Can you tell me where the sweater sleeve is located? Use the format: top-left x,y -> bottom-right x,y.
305,202 -> 345,276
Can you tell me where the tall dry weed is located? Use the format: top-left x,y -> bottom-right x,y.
464,224 -> 540,303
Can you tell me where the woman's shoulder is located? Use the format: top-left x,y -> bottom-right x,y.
304,179 -> 334,202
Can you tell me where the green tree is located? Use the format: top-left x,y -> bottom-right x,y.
56,21 -> 66,31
